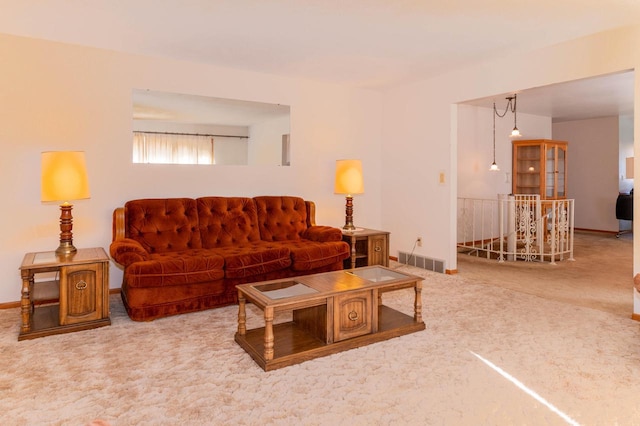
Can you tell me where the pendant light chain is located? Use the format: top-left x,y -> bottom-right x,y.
490,101 -> 499,171
490,93 -> 521,171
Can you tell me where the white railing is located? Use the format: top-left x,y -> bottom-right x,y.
457,195 -> 574,264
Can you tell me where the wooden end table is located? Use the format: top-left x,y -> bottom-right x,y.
18,247 -> 111,341
342,228 -> 390,268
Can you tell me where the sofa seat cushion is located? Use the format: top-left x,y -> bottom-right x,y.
272,240 -> 350,271
214,244 -> 292,279
302,226 -> 343,242
125,249 -> 225,288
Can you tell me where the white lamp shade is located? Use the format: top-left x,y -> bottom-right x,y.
41,151 -> 91,202
334,159 -> 364,195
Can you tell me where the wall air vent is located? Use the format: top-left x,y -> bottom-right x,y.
398,251 -> 444,273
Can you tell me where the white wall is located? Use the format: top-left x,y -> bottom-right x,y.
620,114 -> 635,194
553,116 -> 620,232
457,105 -> 552,200
381,25 -> 640,314
0,33 -> 383,304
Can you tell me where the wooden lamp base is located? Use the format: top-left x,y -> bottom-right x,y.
55,203 -> 77,256
343,195 -> 356,231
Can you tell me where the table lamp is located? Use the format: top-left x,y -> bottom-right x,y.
41,151 -> 91,256
334,159 -> 364,231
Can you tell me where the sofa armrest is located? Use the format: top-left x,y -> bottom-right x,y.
302,226 -> 343,242
305,201 -> 317,227
112,207 -> 126,242
110,238 -> 150,267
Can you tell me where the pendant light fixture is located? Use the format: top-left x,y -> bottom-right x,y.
491,93 -> 522,171
490,101 -> 499,171
509,94 -> 521,138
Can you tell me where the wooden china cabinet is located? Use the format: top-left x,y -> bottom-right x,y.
512,139 -> 568,199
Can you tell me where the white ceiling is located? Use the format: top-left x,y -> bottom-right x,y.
0,0 -> 637,120
463,71 -> 635,122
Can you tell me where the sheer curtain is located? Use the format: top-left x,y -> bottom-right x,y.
133,132 -> 214,164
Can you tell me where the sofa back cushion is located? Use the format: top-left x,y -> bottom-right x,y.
254,196 -> 308,241
124,198 -> 202,254
197,197 -> 261,248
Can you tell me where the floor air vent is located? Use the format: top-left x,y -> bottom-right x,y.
398,251 -> 445,273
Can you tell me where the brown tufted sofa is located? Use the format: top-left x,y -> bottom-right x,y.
110,196 -> 350,321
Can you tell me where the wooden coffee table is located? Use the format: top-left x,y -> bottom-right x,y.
235,266 -> 425,371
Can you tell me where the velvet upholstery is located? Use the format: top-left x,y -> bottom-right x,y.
197,197 -> 262,247
274,240 -> 351,271
302,226 -> 343,242
254,196 -> 308,241
125,249 -> 225,288
125,198 -> 202,253
111,196 -> 350,321
109,238 -> 150,267
212,244 -> 292,278
120,281 -> 235,321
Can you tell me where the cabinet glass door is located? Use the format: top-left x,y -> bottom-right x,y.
556,146 -> 566,197
514,145 -> 541,195
513,140 -> 567,200
545,146 -> 556,198
545,144 -> 567,198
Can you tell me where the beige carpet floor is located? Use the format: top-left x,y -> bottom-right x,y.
1,232 -> 639,425
457,230 -> 634,318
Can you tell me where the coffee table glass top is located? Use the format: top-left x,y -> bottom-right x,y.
242,266 -> 418,303
252,280 -> 319,300
345,266 -> 409,282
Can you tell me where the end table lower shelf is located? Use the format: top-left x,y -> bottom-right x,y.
24,305 -> 111,340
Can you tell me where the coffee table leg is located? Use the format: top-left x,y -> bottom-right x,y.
237,294 -> 246,336
264,307 -> 274,361
414,281 -> 423,323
